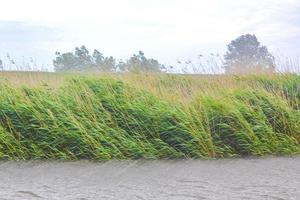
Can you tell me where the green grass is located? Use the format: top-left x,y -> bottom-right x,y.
0,72 -> 299,160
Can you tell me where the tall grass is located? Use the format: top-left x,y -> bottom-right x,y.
0,72 -> 299,160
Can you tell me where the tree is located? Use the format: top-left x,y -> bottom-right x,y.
92,49 -> 104,66
92,50 -> 116,72
74,46 -> 92,67
53,46 -> 92,71
102,56 -> 117,72
224,34 -> 275,74
53,46 -> 117,72
123,51 -> 164,72
53,52 -> 80,71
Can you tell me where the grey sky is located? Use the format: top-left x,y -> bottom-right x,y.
0,0 -> 299,69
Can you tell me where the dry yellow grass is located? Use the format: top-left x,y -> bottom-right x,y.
0,71 -> 273,104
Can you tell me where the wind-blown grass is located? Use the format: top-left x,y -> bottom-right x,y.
0,72 -> 299,160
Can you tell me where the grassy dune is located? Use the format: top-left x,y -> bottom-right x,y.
0,72 -> 299,160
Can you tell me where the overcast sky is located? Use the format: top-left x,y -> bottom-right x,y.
0,0 -> 299,69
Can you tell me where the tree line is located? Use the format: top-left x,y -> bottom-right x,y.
53,48 -> 165,73
54,34 -> 275,74
0,34 -> 275,74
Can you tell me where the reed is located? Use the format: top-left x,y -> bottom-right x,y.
0,71 -> 299,160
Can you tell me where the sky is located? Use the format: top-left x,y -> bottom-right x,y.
0,0 -> 299,70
